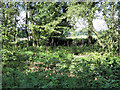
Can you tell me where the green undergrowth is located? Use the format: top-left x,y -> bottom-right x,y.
2,46 -> 120,88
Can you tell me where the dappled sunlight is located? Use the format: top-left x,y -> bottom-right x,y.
2,46 -> 120,88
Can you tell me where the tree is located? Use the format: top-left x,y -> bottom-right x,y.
13,2 -> 19,47
100,2 -> 119,51
66,2 -> 103,46
28,2 -> 70,47
1,2 -> 17,47
25,2 -> 30,47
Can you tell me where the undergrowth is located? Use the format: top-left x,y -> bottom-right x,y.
2,46 -> 120,88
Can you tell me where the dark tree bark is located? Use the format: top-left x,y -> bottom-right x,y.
25,3 -> 29,47
29,2 -> 36,47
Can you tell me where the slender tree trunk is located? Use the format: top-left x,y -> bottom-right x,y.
32,29 -> 36,47
14,14 -> 17,47
118,16 -> 120,54
25,3 -> 29,47
29,2 -> 36,47
6,3 -> 9,39
25,11 -> 29,47
88,30 -> 92,44
31,25 -> 36,47
87,7 -> 93,45
14,3 -> 17,47
87,20 -> 92,44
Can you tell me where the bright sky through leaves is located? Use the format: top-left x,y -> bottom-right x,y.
18,10 -> 109,32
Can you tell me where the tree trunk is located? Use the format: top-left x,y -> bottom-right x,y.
87,18 -> 94,45
14,3 -> 18,47
25,3 -> 29,47
88,30 -> 92,44
29,2 -> 36,47
32,29 -> 36,47
118,33 -> 120,55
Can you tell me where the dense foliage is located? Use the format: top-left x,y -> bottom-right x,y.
2,46 -> 120,88
1,1 -> 120,89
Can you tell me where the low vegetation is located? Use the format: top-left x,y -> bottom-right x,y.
2,45 -> 120,88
